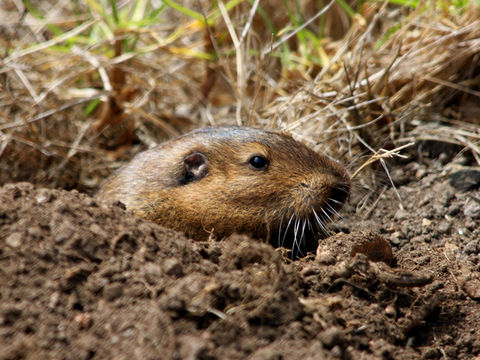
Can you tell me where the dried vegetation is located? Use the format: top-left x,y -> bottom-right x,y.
0,0 -> 479,192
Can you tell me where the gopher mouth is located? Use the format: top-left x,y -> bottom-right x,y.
272,209 -> 332,259
271,184 -> 350,259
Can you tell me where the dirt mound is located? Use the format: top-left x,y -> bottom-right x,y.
1,175 -> 480,359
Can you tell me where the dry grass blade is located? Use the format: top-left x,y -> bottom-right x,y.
261,0 -> 335,57
350,143 -> 415,180
71,46 -> 112,92
422,75 -> 480,98
239,0 -> 259,45
218,0 -> 245,126
1,20 -> 96,65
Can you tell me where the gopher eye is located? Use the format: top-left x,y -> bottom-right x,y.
249,155 -> 269,170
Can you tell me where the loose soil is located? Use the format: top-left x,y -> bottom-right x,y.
1,145 -> 480,359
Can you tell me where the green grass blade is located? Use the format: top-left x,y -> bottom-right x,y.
23,0 -> 64,36
334,0 -> 356,18
108,0 -> 119,24
161,0 -> 206,22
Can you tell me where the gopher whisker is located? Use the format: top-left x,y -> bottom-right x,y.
321,207 -> 333,223
307,218 -> 313,233
281,213 -> 295,248
277,217 -> 283,248
326,202 -> 343,221
312,208 -> 327,233
300,220 -> 307,251
329,198 -> 343,205
291,217 -> 306,259
293,217 -> 300,244
336,186 -> 350,195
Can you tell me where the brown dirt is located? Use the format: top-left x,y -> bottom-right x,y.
1,143 -> 480,360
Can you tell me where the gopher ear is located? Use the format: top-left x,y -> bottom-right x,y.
183,152 -> 209,183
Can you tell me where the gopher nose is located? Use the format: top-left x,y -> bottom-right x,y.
327,166 -> 351,210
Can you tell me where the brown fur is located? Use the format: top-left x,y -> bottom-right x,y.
96,126 -> 350,255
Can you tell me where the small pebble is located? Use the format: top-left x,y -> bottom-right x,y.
464,202 -> 480,218
316,250 -> 336,265
437,221 -> 451,234
390,232 -> 403,246
103,283 -> 123,301
319,327 -> 344,348
464,240 -> 479,255
463,278 -> 480,300
5,232 -> 22,248
422,218 -> 432,227
394,209 -> 409,220
447,204 -> 461,216
163,258 -> 184,277
449,168 -> 480,191
384,304 -> 396,317
438,152 -> 449,165
301,266 -> 319,276
416,167 -> 427,179
74,313 -> 93,329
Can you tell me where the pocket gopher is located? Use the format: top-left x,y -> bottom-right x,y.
96,126 -> 350,257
